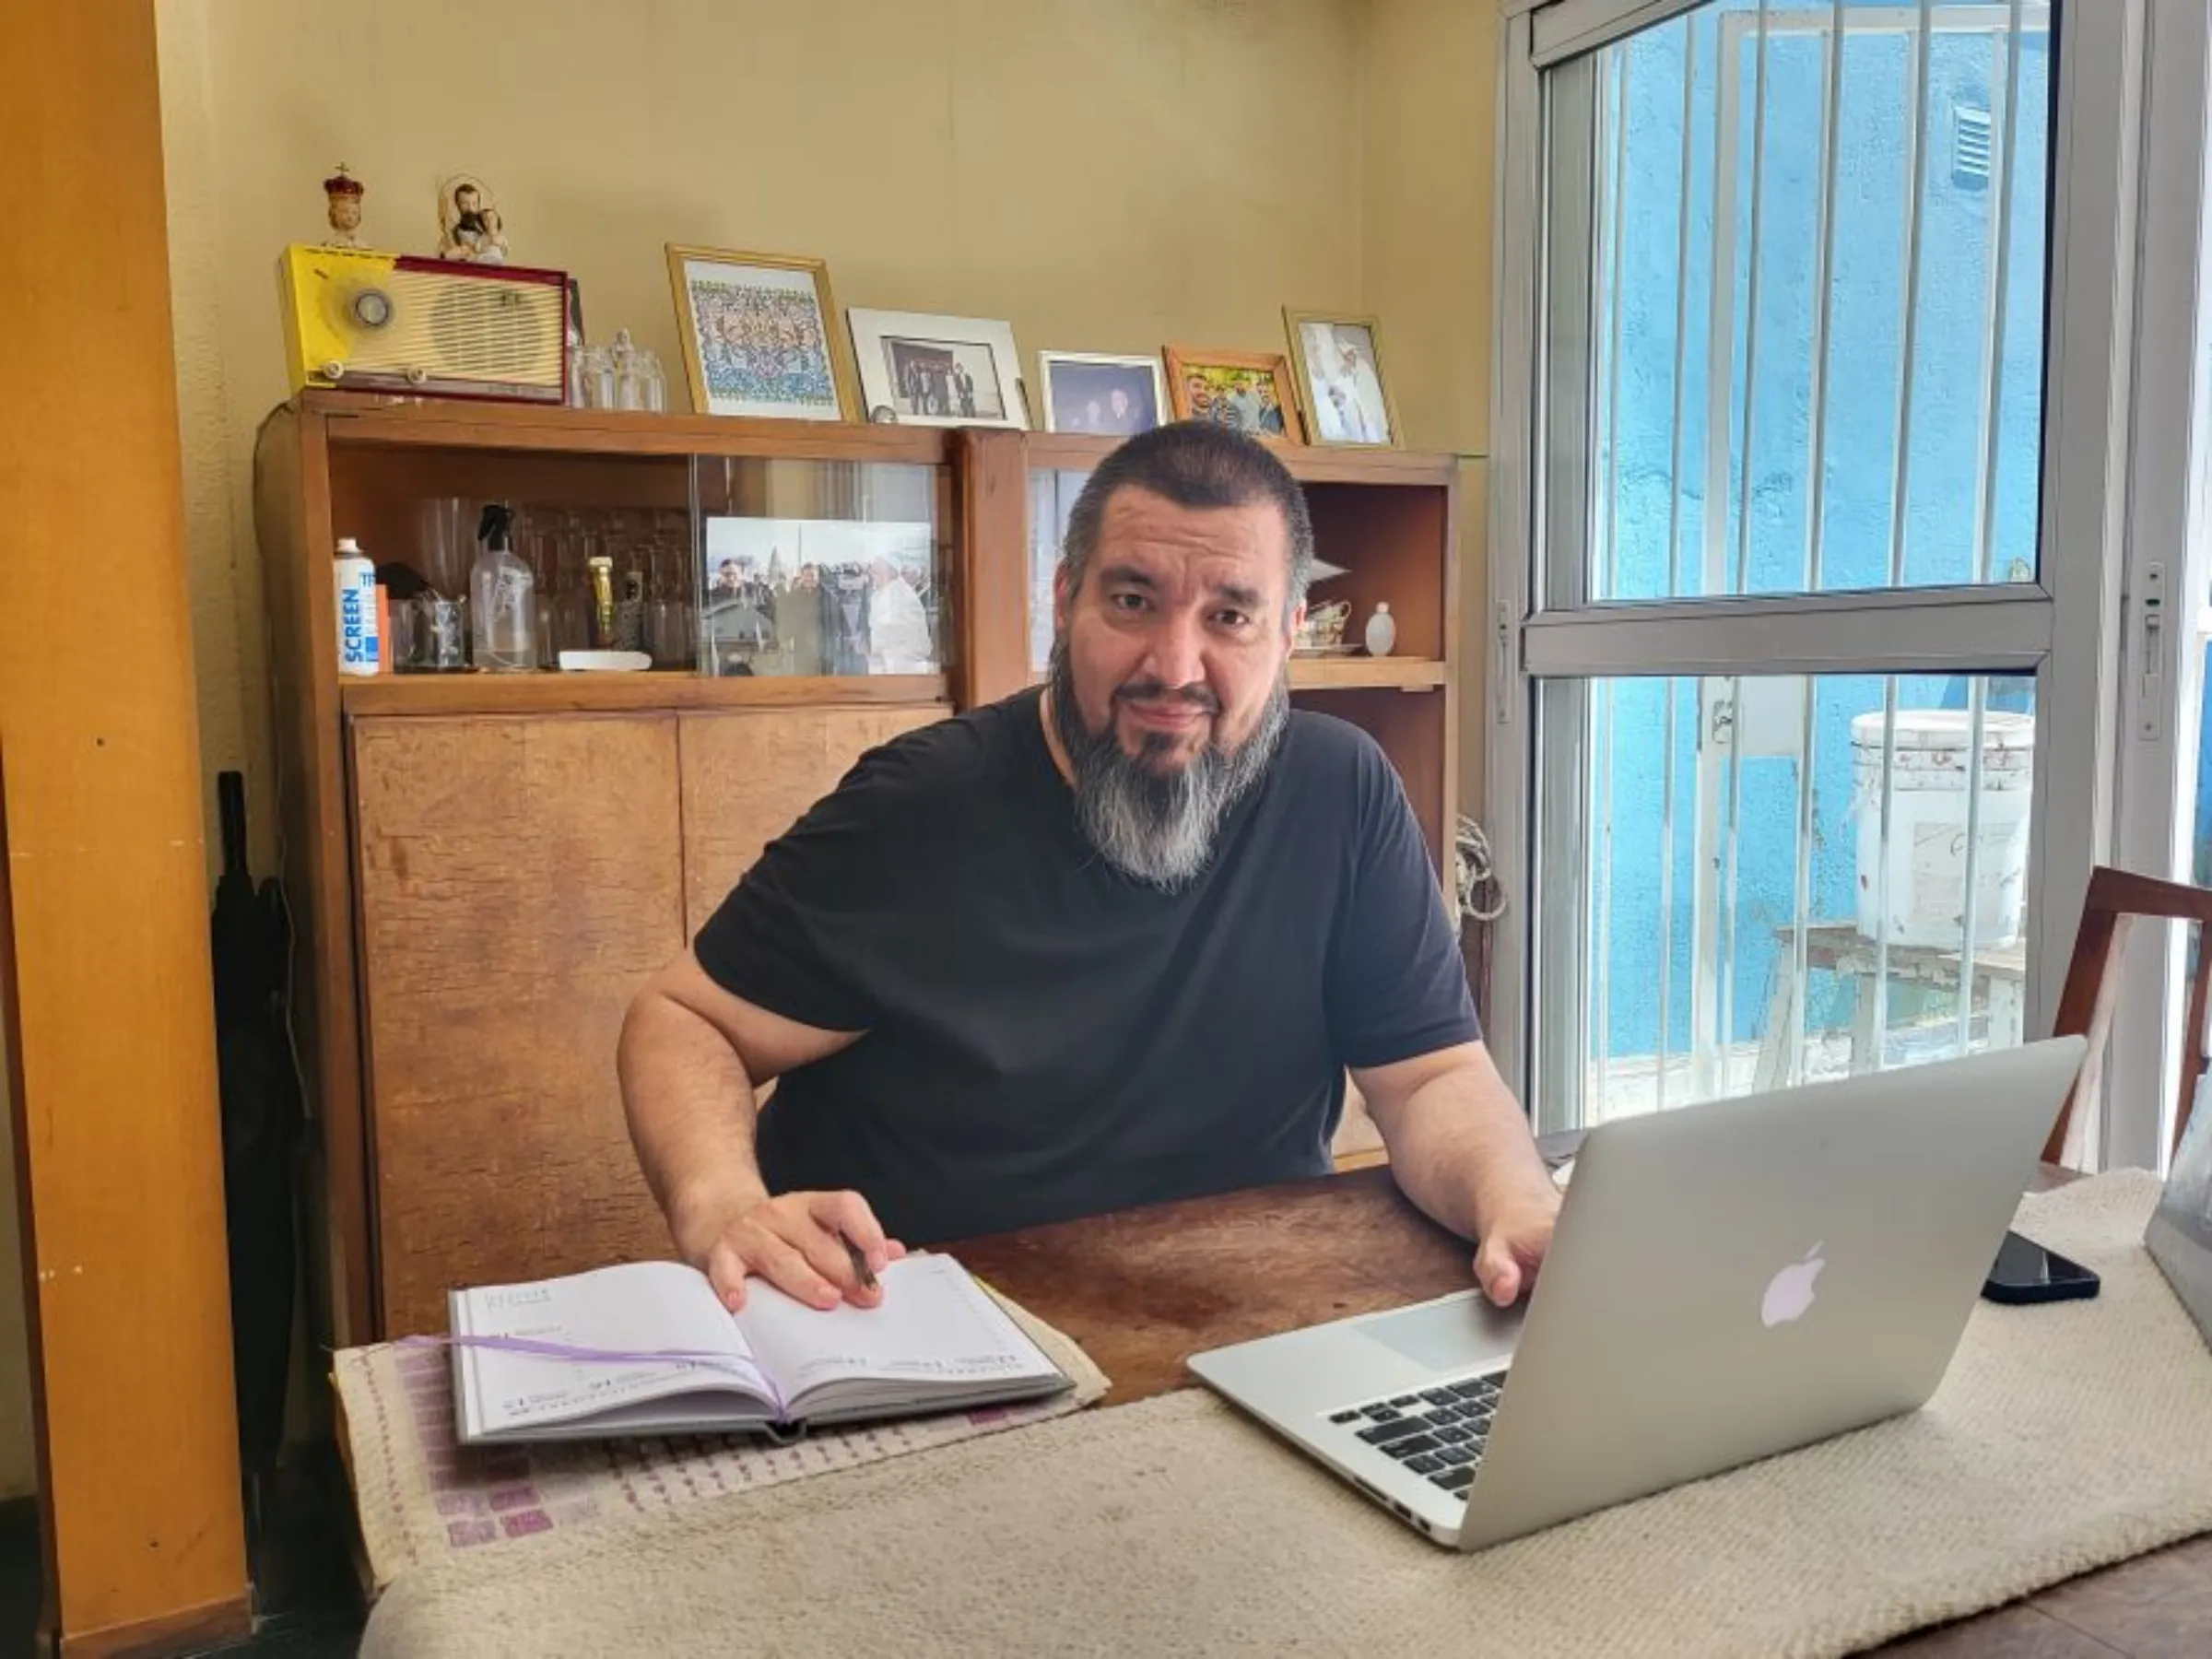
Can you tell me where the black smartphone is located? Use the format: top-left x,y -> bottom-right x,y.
1981,1228 -> 2100,1304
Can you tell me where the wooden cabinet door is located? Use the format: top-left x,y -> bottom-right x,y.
350,712 -> 684,1335
677,705 -> 947,933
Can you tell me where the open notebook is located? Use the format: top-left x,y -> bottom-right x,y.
447,1253 -> 1074,1445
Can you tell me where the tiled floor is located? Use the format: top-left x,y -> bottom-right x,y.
1885,1534 -> 2212,1657
0,1448 -> 367,1659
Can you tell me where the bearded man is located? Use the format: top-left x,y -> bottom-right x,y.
618,422 -> 1559,1315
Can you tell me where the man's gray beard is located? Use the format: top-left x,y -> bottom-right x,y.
1047,642 -> 1289,892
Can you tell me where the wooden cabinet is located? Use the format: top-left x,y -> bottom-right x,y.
257,394 -> 1459,1343
347,706 -> 946,1334
679,707 -> 945,932
352,713 -> 686,1335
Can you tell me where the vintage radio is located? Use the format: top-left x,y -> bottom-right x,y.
276,243 -> 570,404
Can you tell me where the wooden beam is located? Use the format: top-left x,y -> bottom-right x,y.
955,429 -> 1032,710
0,1 -> 250,1649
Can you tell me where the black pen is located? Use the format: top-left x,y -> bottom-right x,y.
839,1230 -> 879,1293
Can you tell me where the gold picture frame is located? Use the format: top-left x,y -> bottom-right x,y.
1161,346 -> 1303,444
665,244 -> 861,422
1283,309 -> 1402,449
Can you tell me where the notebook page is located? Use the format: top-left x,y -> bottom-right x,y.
457,1259 -> 772,1438
735,1253 -> 1062,1404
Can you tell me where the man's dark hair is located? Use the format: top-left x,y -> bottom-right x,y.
1056,420 -> 1315,630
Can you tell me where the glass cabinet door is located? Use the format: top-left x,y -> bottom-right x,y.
690,453 -> 951,679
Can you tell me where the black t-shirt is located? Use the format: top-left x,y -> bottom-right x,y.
692,687 -> 1478,1243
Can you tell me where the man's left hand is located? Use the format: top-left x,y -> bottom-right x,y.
1472,1189 -> 1559,1308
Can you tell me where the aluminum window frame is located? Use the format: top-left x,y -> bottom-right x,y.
2100,0 -> 2212,1171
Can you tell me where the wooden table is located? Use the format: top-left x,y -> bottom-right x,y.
958,1163 -> 2211,1658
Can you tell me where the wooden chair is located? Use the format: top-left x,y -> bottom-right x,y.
2042,865 -> 2212,1166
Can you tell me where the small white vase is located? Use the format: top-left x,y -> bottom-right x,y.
1364,603 -> 1396,657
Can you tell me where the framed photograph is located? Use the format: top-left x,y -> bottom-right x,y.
665,245 -> 858,421
1039,351 -> 1169,436
1162,347 -> 1302,442
847,308 -> 1029,429
700,516 -> 939,678
1284,309 -> 1402,448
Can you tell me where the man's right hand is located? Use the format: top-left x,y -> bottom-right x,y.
673,1187 -> 904,1312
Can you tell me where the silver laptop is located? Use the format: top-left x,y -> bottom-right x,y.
1189,1035 -> 2088,1550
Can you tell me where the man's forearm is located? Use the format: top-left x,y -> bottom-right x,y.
617,988 -> 770,1241
1374,1062 -> 1556,1243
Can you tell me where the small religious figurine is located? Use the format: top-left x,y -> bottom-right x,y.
437,173 -> 510,265
322,164 -> 366,248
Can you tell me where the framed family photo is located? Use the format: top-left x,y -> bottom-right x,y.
1163,347 -> 1301,442
848,308 -> 1030,429
1039,351 -> 1168,436
665,245 -> 859,421
1284,309 -> 1401,448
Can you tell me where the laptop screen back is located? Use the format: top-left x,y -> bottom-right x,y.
2147,1085 -> 2212,1353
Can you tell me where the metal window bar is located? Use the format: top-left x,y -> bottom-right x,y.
1872,1 -> 1936,1062
1660,677 -> 1679,1107
1592,46 -> 1630,1110
1594,685 -> 1616,1103
1717,3 -> 1772,1077
1872,677 -> 1901,1068
1655,14 -> 1703,1112
1730,0 -> 1774,596
1692,6 -> 1733,1099
1790,5 -> 1848,1087
1791,675 -> 1819,1083
1700,11 -> 1739,606
1720,675 -> 1747,1085
1972,0 -> 2029,585
1956,676 -> 1990,1056
1599,47 -> 1632,606
1886,0 -> 1936,594
1954,6 -> 2027,1065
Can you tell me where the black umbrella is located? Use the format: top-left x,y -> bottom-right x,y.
209,770 -> 301,1485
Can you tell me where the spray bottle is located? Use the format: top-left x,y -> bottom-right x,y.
470,502 -> 536,671
334,536 -> 380,676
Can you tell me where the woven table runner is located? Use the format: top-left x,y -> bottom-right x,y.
333,1277 -> 1111,1590
361,1172 -> 2212,1658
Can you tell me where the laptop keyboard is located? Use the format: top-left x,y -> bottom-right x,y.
1326,1372 -> 1506,1503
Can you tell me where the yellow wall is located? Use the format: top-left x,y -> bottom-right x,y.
155,0 -> 1372,882
1364,0 -> 1499,793
0,0 -> 1500,1500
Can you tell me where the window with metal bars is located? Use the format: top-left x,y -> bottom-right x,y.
1508,0 -> 2063,1133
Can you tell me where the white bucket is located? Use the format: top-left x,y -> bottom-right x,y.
1851,709 -> 2033,948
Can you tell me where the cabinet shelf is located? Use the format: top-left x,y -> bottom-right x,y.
1288,656 -> 1446,692
338,671 -> 950,718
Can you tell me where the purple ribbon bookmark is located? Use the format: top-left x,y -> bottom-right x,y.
396,1333 -> 793,1423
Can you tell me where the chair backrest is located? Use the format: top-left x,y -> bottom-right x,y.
2042,865 -> 2212,1166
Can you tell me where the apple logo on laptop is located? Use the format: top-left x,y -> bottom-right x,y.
1761,1243 -> 1826,1328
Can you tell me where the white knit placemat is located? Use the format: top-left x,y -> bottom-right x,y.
361,1172 -> 2212,1658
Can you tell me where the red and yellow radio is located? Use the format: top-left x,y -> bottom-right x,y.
276,243 -> 570,404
